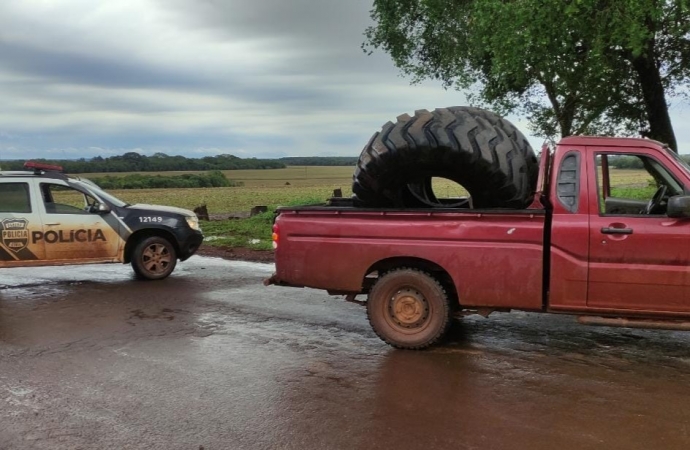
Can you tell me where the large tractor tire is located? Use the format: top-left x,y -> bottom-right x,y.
352,107 -> 538,209
449,106 -> 539,189
405,107 -> 539,208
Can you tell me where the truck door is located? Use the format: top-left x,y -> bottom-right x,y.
0,180 -> 46,265
587,150 -> 690,313
37,181 -> 121,262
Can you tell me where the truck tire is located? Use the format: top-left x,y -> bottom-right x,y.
367,268 -> 452,350
448,106 -> 539,188
131,236 -> 177,280
353,107 -> 537,209
405,107 -> 539,208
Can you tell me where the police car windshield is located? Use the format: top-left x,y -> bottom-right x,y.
76,179 -> 128,208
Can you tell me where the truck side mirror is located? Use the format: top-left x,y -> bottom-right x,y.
667,195 -> 690,218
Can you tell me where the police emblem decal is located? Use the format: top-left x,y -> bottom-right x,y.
1,218 -> 30,253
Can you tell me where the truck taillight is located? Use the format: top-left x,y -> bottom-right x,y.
272,223 -> 279,249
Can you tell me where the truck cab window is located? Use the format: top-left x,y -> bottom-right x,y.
557,152 -> 580,213
41,183 -> 96,214
0,183 -> 32,213
596,154 -> 682,216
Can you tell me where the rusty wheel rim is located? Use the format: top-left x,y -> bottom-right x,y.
387,288 -> 429,330
142,243 -> 172,274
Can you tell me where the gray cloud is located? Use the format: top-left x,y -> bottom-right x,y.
0,41 -> 205,89
159,0 -> 373,49
0,0 -> 474,159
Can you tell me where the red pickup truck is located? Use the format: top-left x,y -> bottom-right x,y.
267,136 -> 690,349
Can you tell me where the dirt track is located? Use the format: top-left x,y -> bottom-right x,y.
2,256 -> 690,449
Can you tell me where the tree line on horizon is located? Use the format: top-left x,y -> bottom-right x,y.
278,156 -> 357,166
1,152 -> 357,173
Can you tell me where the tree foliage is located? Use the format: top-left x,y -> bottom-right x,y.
365,0 -> 690,151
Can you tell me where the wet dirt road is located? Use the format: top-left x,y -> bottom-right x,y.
1,257 -> 690,449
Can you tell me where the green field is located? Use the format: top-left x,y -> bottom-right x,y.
81,166 -> 354,213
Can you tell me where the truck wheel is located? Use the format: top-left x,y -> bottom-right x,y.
367,268 -> 452,350
131,236 -> 177,280
353,107 -> 537,209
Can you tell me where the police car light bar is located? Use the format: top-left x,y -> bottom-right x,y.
24,161 -> 64,173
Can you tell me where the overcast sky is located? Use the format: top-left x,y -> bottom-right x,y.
1,0 -> 690,160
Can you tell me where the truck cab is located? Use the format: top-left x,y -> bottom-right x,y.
548,136 -> 690,315
0,163 -> 203,280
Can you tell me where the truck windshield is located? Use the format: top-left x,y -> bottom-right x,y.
666,147 -> 690,174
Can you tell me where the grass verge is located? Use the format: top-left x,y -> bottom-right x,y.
199,195 -> 325,251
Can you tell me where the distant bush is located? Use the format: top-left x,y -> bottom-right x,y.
94,171 -> 243,190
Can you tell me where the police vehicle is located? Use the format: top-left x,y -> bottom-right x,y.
0,162 -> 203,280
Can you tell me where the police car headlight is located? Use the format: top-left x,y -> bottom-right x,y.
186,216 -> 200,231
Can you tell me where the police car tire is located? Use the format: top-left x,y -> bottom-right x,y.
131,236 -> 177,280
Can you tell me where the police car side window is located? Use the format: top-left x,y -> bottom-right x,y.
41,183 -> 93,215
0,183 -> 32,213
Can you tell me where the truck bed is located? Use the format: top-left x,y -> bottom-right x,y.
272,206 -> 546,311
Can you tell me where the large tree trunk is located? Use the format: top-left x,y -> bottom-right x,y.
631,54 -> 678,152
540,78 -> 574,137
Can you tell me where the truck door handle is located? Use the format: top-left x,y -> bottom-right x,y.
45,222 -> 61,226
601,227 -> 633,235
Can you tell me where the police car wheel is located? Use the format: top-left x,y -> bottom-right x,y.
131,236 -> 177,280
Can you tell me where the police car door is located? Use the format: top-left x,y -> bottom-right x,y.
37,180 -> 121,262
0,179 -> 46,266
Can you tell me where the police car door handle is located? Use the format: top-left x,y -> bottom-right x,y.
45,222 -> 60,226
